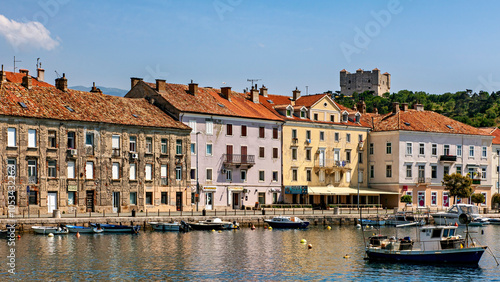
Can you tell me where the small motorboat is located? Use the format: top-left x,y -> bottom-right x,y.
90,223 -> 140,233
264,216 -> 309,229
488,218 -> 500,225
431,204 -> 482,226
358,218 -> 385,226
149,221 -> 190,232
65,225 -> 104,233
385,212 -> 426,226
188,218 -> 239,231
32,226 -> 69,235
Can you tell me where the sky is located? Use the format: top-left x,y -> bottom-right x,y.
1,0 -> 500,96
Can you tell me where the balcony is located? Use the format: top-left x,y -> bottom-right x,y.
472,179 -> 481,185
313,159 -> 351,173
222,154 -> 255,167
417,177 -> 432,184
439,155 -> 457,162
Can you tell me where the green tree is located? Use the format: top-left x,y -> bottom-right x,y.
471,193 -> 485,206
492,193 -> 500,208
400,195 -> 412,209
442,173 -> 474,204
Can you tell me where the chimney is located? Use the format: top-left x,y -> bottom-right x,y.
357,100 -> 366,114
55,73 -> 68,92
413,103 -> 424,111
292,87 -> 301,100
19,69 -> 29,75
392,102 -> 400,114
0,65 -> 6,83
130,77 -> 143,89
189,80 -> 198,96
402,103 -> 408,111
251,86 -> 259,103
221,87 -> 232,101
90,82 -> 102,93
260,85 -> 268,97
22,73 -> 32,89
156,79 -> 166,92
37,68 -> 45,82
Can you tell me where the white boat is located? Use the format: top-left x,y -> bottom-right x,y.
431,204 -> 482,226
264,216 -> 310,229
188,218 -> 239,231
32,226 -> 69,235
149,221 -> 190,232
65,225 -> 104,233
385,212 -> 426,226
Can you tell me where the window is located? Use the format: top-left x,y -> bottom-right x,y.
176,140 -> 182,154
369,143 -> 374,155
7,127 -> 16,147
68,191 -> 75,206
28,129 -> 37,148
110,162 -> 119,180
431,144 -> 437,156
161,138 -> 168,154
313,113 -> 318,121
161,164 -> 168,185
346,171 -> 351,182
444,144 -> 450,155
146,137 -> 153,153
406,142 -> 412,155
418,191 -> 425,207
190,168 -> 196,180
319,131 -> 325,141
457,145 -> 462,157
469,146 -> 474,157
306,130 -> 311,140
431,191 -> 437,206
206,120 -> 213,135
28,160 -> 37,184
319,170 -> 325,182
358,170 -> 364,183
386,142 -> 392,154
225,169 -> 232,181
176,166 -> 182,181
286,108 -> 292,117
67,132 -> 75,149
370,165 -> 374,178
482,167 -> 487,179
334,149 -> 340,162
48,160 -> 57,178
241,125 -> 247,137
129,136 -> 137,152
206,168 -> 212,181
259,147 -> 265,158
443,192 -> 450,207
189,120 -> 196,133
259,127 -> 265,138
273,148 -> 278,159
358,134 -> 363,142
330,115 -> 334,122
292,129 -> 297,139
306,169 -> 312,181
272,171 -> 278,182
292,148 -> 297,160
358,152 -> 363,164
386,165 -> 392,178
86,132 -> 94,146
226,124 -> 233,136
482,146 -> 487,158
28,190 -> 37,205
48,131 -> 57,148
258,192 -> 265,205
272,127 -> 278,139
130,163 -> 137,180
305,148 -> 311,161
146,192 -> 152,205
456,165 -> 462,175
7,159 -> 16,177
345,150 -> 351,163
419,143 -> 425,155
431,165 -> 437,179
130,192 -> 137,205
346,133 -> 351,143
444,166 -> 450,176
418,165 -> 425,179
335,132 -> 340,142
241,170 -> 247,182
145,164 -> 152,181
112,135 -> 120,149
190,143 -> 196,155
273,193 -> 278,204
406,191 -> 413,206
301,110 -> 306,118
84,161 -> 93,179
67,161 -> 75,179
406,164 -> 412,178
342,113 -> 348,122
161,192 -> 168,204
292,168 -> 298,181
206,144 -> 213,156
259,170 -> 265,181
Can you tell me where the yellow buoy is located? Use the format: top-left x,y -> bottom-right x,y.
343,254 -> 350,259
268,226 -> 272,230
47,233 -> 54,237
327,226 -> 331,230
211,229 -> 216,232
300,239 -> 307,244
218,230 -> 222,233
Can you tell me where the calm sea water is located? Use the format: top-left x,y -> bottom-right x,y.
1,224 -> 500,281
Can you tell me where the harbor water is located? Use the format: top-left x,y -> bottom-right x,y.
1,224 -> 500,281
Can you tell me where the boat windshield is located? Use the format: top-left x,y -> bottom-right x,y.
446,205 -> 459,213
459,205 -> 479,214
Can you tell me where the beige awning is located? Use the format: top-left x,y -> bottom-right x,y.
308,186 -> 398,196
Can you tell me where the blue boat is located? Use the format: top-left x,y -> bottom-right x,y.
358,218 -> 385,226
91,223 -> 140,233
264,216 -> 309,229
65,225 -> 103,234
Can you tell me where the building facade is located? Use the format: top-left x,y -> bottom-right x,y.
340,68 -> 390,96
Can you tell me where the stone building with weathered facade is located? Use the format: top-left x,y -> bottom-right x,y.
340,68 -> 390,96
0,67 -> 191,215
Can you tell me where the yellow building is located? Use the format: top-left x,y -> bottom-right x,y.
260,89 -> 373,208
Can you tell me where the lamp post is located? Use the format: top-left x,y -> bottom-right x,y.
196,132 -> 201,212
357,140 -> 364,210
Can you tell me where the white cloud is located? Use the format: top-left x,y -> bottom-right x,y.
0,14 -> 59,51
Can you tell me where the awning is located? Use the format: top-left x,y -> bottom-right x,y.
308,186 -> 346,195
308,186 -> 399,196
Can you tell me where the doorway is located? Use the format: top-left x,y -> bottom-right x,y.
176,192 -> 183,211
206,192 -> 213,210
232,192 -> 240,209
47,192 -> 57,213
86,190 -> 95,212
112,192 -> 120,213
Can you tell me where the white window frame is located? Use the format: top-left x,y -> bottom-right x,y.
469,145 -> 474,157
176,166 -> 182,181
406,164 -> 412,178
259,170 -> 265,182
206,120 -> 213,135
206,143 -> 213,156
112,163 -> 120,180
67,161 -> 75,179
130,163 -> 137,180
161,164 -> 168,185
482,146 -> 487,158
240,169 -> 247,182
419,143 -> 425,155
7,127 -> 16,147
457,144 -> 462,157
28,129 -> 37,148
406,191 -> 413,206
86,161 -> 94,179
431,191 -> 437,206
189,120 -> 196,133
417,191 -> 425,208
225,169 -> 232,181
145,164 -> 152,181
431,144 -> 437,156
406,142 -> 412,155
112,135 -> 120,149
206,168 -> 213,181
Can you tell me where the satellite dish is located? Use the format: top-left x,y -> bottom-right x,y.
459,213 -> 472,225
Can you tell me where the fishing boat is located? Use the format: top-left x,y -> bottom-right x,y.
188,218 -> 239,231
90,223 -> 140,233
149,221 -> 190,232
65,225 -> 104,234
358,218 -> 385,226
385,212 -> 426,227
264,216 -> 310,229
365,214 -> 487,264
32,226 -> 69,235
430,204 -> 482,226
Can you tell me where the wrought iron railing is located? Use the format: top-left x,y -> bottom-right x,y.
223,154 -> 255,165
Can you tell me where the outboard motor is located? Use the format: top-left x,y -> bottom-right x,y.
180,221 -> 191,232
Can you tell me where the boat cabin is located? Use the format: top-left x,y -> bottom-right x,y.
420,226 -> 464,250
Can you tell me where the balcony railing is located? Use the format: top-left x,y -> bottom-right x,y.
439,155 -> 457,162
223,154 -> 255,166
472,179 -> 481,185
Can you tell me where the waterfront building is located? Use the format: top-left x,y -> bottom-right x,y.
479,127 -> 500,198
0,67 -> 191,215
365,102 -> 494,209
125,80 -> 283,210
339,68 -> 390,96
260,89 -> 387,207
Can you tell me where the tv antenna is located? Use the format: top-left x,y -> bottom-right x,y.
247,78 -> 261,88
36,58 -> 42,69
13,56 -> 21,72
54,70 -> 61,78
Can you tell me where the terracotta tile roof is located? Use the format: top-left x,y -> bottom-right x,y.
295,94 -> 327,107
0,82 -> 190,130
479,127 -> 500,144
366,109 -> 488,136
144,82 -> 283,121
5,71 -> 53,87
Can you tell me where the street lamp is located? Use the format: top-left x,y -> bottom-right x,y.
195,131 -> 201,212
357,140 -> 364,210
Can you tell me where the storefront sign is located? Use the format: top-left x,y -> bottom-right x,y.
203,186 -> 217,191
228,186 -> 244,191
284,186 -> 308,194
68,185 -> 78,192
269,188 -> 281,193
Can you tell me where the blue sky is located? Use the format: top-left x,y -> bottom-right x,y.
1,0 -> 500,96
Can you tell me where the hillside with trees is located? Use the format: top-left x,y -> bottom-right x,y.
332,90 -> 500,127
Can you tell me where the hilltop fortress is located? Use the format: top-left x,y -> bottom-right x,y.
340,68 -> 390,96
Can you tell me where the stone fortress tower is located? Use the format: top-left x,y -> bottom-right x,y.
339,68 -> 390,96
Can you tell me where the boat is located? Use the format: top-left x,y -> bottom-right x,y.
149,221 -> 190,232
65,225 -> 104,233
430,204 -> 482,226
385,212 -> 426,227
188,218 -> 239,231
32,226 -> 69,235
488,218 -> 500,225
365,224 -> 487,264
264,216 -> 310,229
358,218 -> 385,226
90,223 -> 140,233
